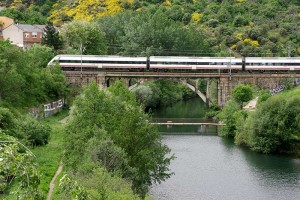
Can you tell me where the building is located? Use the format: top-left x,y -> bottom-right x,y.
0,16 -> 14,40
2,23 -> 46,49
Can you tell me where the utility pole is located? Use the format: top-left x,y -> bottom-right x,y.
288,42 -> 291,57
80,43 -> 85,83
228,48 -> 232,81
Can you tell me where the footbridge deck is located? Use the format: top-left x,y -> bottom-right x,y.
151,122 -> 225,126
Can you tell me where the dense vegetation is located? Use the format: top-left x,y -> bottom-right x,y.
0,40 -> 67,108
219,84 -> 300,155
133,79 -> 195,109
61,81 -> 173,199
1,0 -> 299,57
0,40 -> 67,198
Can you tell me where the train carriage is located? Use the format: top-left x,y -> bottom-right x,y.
245,57 -> 300,72
47,55 -> 300,74
149,56 -> 243,72
47,55 -> 148,71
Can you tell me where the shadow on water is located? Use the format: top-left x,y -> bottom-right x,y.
220,135 -> 300,187
241,145 -> 300,186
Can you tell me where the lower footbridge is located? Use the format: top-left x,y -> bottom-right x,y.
151,122 -> 224,126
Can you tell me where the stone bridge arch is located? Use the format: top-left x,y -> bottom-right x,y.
127,78 -> 211,105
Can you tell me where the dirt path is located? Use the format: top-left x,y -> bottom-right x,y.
47,116 -> 68,200
243,97 -> 258,111
47,163 -> 63,200
59,116 -> 69,124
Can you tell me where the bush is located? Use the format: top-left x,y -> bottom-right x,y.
247,95 -> 300,154
233,15 -> 249,27
17,116 -> 51,147
0,107 -> 16,131
218,100 -> 239,137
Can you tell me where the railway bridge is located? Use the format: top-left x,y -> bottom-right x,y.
64,71 -> 300,107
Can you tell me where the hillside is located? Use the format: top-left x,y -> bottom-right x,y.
0,0 -> 299,57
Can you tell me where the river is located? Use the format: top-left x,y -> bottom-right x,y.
149,97 -> 300,200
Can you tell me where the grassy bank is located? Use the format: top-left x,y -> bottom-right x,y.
1,109 -> 69,199
31,109 -> 68,195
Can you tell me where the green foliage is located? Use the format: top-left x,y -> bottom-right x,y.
59,174 -> 89,200
0,131 -> 43,199
132,85 -> 156,108
27,44 -> 55,68
60,20 -> 107,55
0,107 -> 16,131
64,82 -> 174,198
257,90 -> 271,104
42,22 -> 63,51
0,41 -> 67,108
233,87 -> 300,154
232,84 -> 253,108
99,10 -> 212,56
205,100 -> 220,118
2,0 -> 300,56
132,80 -> 195,109
248,95 -> 300,153
107,80 -> 137,105
218,100 -> 239,137
17,116 -> 51,147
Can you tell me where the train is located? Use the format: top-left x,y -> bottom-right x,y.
47,55 -> 300,73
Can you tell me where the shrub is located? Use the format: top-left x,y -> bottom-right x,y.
17,116 -> 51,147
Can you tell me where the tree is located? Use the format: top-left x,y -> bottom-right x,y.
42,22 -> 63,51
0,107 -> 16,130
60,21 -> 107,55
27,44 -> 54,68
64,82 -> 174,198
132,85 -> 155,108
232,84 -> 253,108
218,100 -> 239,137
41,65 -> 68,101
248,95 -> 300,154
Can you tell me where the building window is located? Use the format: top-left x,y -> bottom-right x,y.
32,32 -> 37,38
24,33 -> 30,38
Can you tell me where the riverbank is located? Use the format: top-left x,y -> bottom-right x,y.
219,86 -> 300,157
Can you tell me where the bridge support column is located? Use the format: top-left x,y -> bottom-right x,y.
96,74 -> 107,89
218,77 -> 231,108
206,79 -> 210,107
195,79 -> 199,92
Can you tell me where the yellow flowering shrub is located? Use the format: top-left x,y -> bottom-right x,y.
244,38 -> 259,46
250,40 -> 259,46
191,12 -> 203,24
49,0 -> 124,25
236,33 -> 243,41
163,0 -> 172,7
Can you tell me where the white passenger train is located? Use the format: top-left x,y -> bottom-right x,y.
47,55 -> 300,72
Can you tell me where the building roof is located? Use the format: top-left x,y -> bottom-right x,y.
15,24 -> 44,32
33,25 -> 46,31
